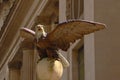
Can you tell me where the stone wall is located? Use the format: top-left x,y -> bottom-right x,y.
95,0 -> 120,80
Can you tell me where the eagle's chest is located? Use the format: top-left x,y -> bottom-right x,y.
37,38 -> 50,48
36,58 -> 63,80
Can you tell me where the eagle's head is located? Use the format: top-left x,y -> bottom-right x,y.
35,24 -> 47,42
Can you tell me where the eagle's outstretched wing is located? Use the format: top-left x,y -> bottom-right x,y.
20,28 -> 35,40
47,20 -> 106,51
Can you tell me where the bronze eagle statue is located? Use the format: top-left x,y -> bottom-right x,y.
20,20 -> 106,59
20,20 -> 106,80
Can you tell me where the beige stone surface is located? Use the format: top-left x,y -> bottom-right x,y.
95,0 -> 120,80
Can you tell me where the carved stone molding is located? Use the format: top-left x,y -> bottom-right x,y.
0,0 -> 15,30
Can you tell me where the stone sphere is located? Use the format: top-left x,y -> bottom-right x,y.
36,58 -> 63,80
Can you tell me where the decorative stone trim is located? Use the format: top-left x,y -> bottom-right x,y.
0,0 -> 15,30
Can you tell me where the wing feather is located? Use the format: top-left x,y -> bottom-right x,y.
20,28 -> 35,40
46,20 -> 106,51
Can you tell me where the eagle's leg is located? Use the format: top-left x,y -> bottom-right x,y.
46,49 -> 59,60
46,49 -> 52,58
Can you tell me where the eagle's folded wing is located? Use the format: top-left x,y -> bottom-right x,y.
47,20 -> 106,51
20,28 -> 35,40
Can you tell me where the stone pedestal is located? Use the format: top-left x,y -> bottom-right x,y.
21,50 -> 34,80
20,39 -> 35,80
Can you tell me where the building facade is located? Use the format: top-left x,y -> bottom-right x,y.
0,0 -> 120,80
